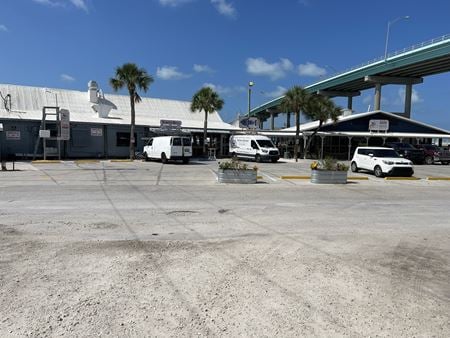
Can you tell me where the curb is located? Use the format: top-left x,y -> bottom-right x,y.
384,177 -> 420,180
280,175 -> 311,180
110,159 -> 134,162
427,177 -> 450,181
348,176 -> 369,180
31,160 -> 61,164
75,160 -> 100,164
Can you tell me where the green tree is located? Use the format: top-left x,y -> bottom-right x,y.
110,63 -> 153,159
303,94 -> 342,159
190,87 -> 224,157
280,86 -> 310,162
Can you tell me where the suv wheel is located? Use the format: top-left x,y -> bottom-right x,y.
374,165 -> 384,178
425,156 -> 433,165
255,154 -> 261,162
351,161 -> 358,173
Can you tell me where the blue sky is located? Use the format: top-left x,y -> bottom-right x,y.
1,0 -> 450,128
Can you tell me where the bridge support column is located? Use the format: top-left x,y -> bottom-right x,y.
270,113 -> 275,130
404,84 -> 412,118
374,83 -> 382,110
347,97 -> 353,111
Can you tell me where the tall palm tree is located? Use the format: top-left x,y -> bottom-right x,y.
303,94 -> 342,159
110,63 -> 153,159
280,86 -> 310,162
190,87 -> 224,157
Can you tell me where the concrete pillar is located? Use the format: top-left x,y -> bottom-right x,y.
259,119 -> 264,130
347,137 -> 353,160
347,97 -> 353,111
286,112 -> 291,128
320,135 -> 325,159
374,83 -> 382,110
270,113 -> 275,131
404,84 -> 412,118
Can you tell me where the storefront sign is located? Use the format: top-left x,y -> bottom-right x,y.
160,119 -> 182,130
239,117 -> 259,129
39,130 -> 51,138
91,128 -> 103,137
6,131 -> 21,140
369,119 -> 389,132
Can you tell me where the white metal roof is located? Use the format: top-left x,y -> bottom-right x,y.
0,83 -> 240,131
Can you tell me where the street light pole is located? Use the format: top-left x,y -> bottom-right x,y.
247,81 -> 254,118
384,16 -> 410,61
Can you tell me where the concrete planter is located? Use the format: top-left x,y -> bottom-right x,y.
218,169 -> 257,184
310,170 -> 348,184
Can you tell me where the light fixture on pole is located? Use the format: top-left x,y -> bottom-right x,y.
384,16 -> 410,61
247,81 -> 254,118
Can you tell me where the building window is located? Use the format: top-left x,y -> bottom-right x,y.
116,132 -> 136,147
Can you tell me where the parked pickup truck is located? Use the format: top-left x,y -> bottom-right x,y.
414,144 -> 450,165
384,142 -> 425,164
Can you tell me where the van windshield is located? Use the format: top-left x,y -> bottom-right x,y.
257,140 -> 274,148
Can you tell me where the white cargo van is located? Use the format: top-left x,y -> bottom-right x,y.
143,136 -> 192,164
229,135 -> 280,162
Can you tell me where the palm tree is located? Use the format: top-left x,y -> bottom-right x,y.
190,87 -> 224,157
280,86 -> 310,162
303,94 -> 342,159
110,63 -> 153,159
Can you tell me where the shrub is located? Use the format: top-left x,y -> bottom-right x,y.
310,157 -> 349,171
219,158 -> 257,171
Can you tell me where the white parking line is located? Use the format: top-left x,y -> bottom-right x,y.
261,172 -> 278,182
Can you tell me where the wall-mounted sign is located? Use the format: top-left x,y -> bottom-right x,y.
239,117 -> 259,129
160,119 -> 182,130
39,130 -> 51,138
369,119 -> 389,132
59,109 -> 70,140
91,128 -> 103,137
6,131 -> 21,140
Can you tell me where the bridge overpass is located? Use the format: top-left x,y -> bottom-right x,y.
251,34 -> 450,129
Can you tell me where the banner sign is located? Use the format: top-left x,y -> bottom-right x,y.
369,119 -> 389,132
6,131 -> 21,140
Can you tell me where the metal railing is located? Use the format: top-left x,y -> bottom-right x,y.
321,33 -> 450,80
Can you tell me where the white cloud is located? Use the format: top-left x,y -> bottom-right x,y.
193,64 -> 215,73
60,73 -> 75,82
211,0 -> 236,18
298,62 -> 326,77
203,83 -> 245,96
246,57 -> 293,80
70,0 -> 88,12
159,0 -> 193,7
156,66 -> 190,80
398,88 -> 423,104
0,25 -> 8,32
32,0 -> 88,11
263,86 -> 287,98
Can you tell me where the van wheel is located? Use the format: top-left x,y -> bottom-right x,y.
143,152 -> 149,162
425,156 -> 433,165
442,161 -> 449,165
255,154 -> 261,162
161,153 -> 168,164
374,165 -> 384,178
271,158 -> 278,163
231,152 -> 237,159
182,158 -> 189,164
351,161 -> 358,172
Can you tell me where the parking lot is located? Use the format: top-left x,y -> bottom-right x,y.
1,159 -> 449,336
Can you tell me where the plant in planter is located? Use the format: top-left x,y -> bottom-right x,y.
310,157 -> 349,184
217,158 -> 258,184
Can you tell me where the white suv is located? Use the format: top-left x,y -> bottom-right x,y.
351,147 -> 414,177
